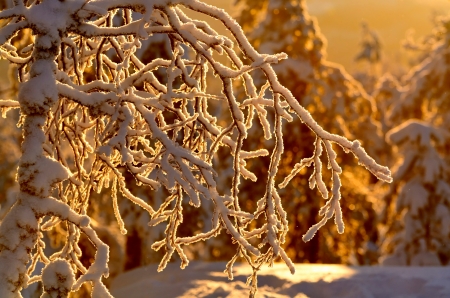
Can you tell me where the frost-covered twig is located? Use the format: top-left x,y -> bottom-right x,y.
0,0 -> 391,296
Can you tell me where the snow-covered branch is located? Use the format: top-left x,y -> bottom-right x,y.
0,0 -> 391,296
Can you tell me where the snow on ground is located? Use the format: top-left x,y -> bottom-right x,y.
110,261 -> 450,298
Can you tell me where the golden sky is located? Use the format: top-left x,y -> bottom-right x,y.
307,0 -> 450,72
202,0 -> 450,73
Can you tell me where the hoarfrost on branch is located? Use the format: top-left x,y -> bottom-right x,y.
0,0 -> 391,296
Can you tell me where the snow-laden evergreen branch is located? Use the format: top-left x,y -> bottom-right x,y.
0,0 -> 391,296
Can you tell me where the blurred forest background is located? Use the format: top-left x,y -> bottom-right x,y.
2,0 -> 450,290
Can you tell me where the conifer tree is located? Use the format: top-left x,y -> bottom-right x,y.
381,120 -> 448,266
378,16 -> 450,266
236,0 -> 384,264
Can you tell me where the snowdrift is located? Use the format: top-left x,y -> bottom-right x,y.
111,262 -> 450,297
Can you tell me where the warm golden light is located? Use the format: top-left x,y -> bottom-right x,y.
306,0 -> 450,72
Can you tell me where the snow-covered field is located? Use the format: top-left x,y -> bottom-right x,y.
110,262 -> 450,297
